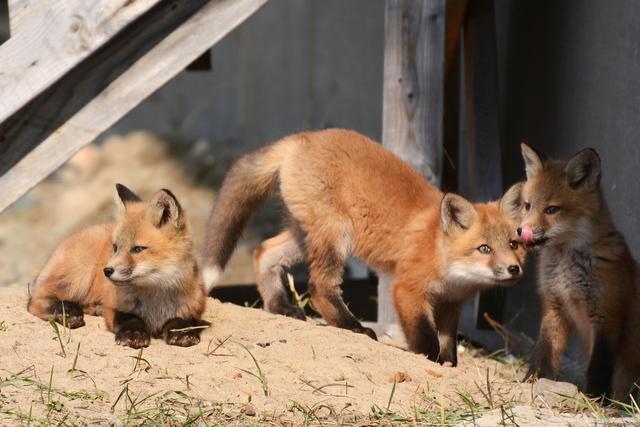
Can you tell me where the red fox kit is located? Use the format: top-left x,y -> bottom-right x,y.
202,129 -> 525,365
518,144 -> 640,399
28,184 -> 209,348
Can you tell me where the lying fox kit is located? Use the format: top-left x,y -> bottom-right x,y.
28,184 -> 209,348
202,129 -> 525,365
518,144 -> 639,399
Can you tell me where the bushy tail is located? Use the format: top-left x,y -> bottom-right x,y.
201,137 -> 296,290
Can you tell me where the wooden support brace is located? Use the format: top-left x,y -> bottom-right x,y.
0,0 -> 270,213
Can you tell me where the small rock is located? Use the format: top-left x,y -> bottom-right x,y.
425,368 -> 443,378
233,372 -> 243,379
388,371 -> 412,383
241,403 -> 256,416
532,378 -> 579,407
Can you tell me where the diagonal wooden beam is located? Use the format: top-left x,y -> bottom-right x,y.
1,0 -> 162,124
0,0 -> 270,213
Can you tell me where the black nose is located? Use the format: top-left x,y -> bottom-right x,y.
507,265 -> 520,275
516,227 -> 522,236
103,267 -> 114,278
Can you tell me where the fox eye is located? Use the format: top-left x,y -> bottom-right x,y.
509,240 -> 519,250
544,205 -> 560,215
477,244 -> 492,254
112,244 -> 118,253
131,246 -> 147,254
524,202 -> 531,211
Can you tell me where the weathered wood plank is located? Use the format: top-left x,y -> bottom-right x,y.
458,0 -> 506,328
380,0 -> 446,328
0,0 -> 162,125
0,0 -> 270,213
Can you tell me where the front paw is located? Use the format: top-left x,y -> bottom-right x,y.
165,331 -> 200,347
116,328 -> 150,349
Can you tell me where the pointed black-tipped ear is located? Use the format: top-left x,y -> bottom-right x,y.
147,189 -> 183,228
565,148 -> 601,189
114,183 -> 142,215
441,193 -> 478,235
521,143 -> 545,180
499,182 -> 524,220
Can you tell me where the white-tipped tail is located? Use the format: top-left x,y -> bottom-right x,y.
202,265 -> 222,293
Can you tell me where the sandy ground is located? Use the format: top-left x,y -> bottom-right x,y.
1,133 -> 638,425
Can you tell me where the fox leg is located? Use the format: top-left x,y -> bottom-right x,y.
525,300 -> 571,381
586,330 -> 616,398
392,281 -> 439,361
161,318 -> 211,347
107,308 -> 150,349
28,283 -> 85,329
434,301 -> 462,366
253,229 -> 306,320
304,228 -> 376,340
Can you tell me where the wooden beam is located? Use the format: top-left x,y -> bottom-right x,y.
457,0 -> 506,329
0,0 -> 164,125
380,0 -> 445,329
0,0 -> 270,213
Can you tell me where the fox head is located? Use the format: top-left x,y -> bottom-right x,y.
103,184 -> 194,287
516,143 -> 601,250
440,184 -> 526,286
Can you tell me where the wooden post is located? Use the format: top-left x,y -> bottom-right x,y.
458,0 -> 505,328
380,0 -> 445,332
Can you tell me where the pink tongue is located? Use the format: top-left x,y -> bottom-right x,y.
521,226 -> 534,244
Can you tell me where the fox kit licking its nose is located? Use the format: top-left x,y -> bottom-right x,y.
518,143 -> 640,399
28,184 -> 209,348
202,129 -> 525,365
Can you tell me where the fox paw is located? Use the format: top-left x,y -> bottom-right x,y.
282,306 -> 306,321
49,301 -> 85,329
352,326 -> 377,341
165,331 -> 200,347
116,329 -> 150,349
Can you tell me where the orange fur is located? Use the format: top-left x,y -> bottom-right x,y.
28,185 -> 208,348
203,129 -> 526,364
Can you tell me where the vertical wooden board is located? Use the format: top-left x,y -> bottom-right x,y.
459,0 -> 506,328
380,0 -> 445,327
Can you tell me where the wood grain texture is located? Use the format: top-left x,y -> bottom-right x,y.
0,0 -> 270,213
0,0 -> 162,125
458,0 -> 506,328
380,0 -> 445,326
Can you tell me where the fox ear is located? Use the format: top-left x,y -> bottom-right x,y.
565,148 -> 601,189
114,183 -> 142,216
499,182 -> 524,220
521,143 -> 545,179
441,193 -> 478,235
147,189 -> 183,229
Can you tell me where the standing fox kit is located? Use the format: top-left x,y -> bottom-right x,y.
518,144 -> 640,398
28,184 -> 209,348
202,129 -> 525,365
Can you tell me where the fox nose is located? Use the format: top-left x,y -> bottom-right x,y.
103,267 -> 114,278
516,227 -> 522,236
507,265 -> 521,276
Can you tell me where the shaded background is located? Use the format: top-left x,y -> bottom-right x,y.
1,0 -> 639,368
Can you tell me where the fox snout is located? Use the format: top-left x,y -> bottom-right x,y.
103,264 -> 133,283
517,225 -> 547,249
494,263 -> 523,282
